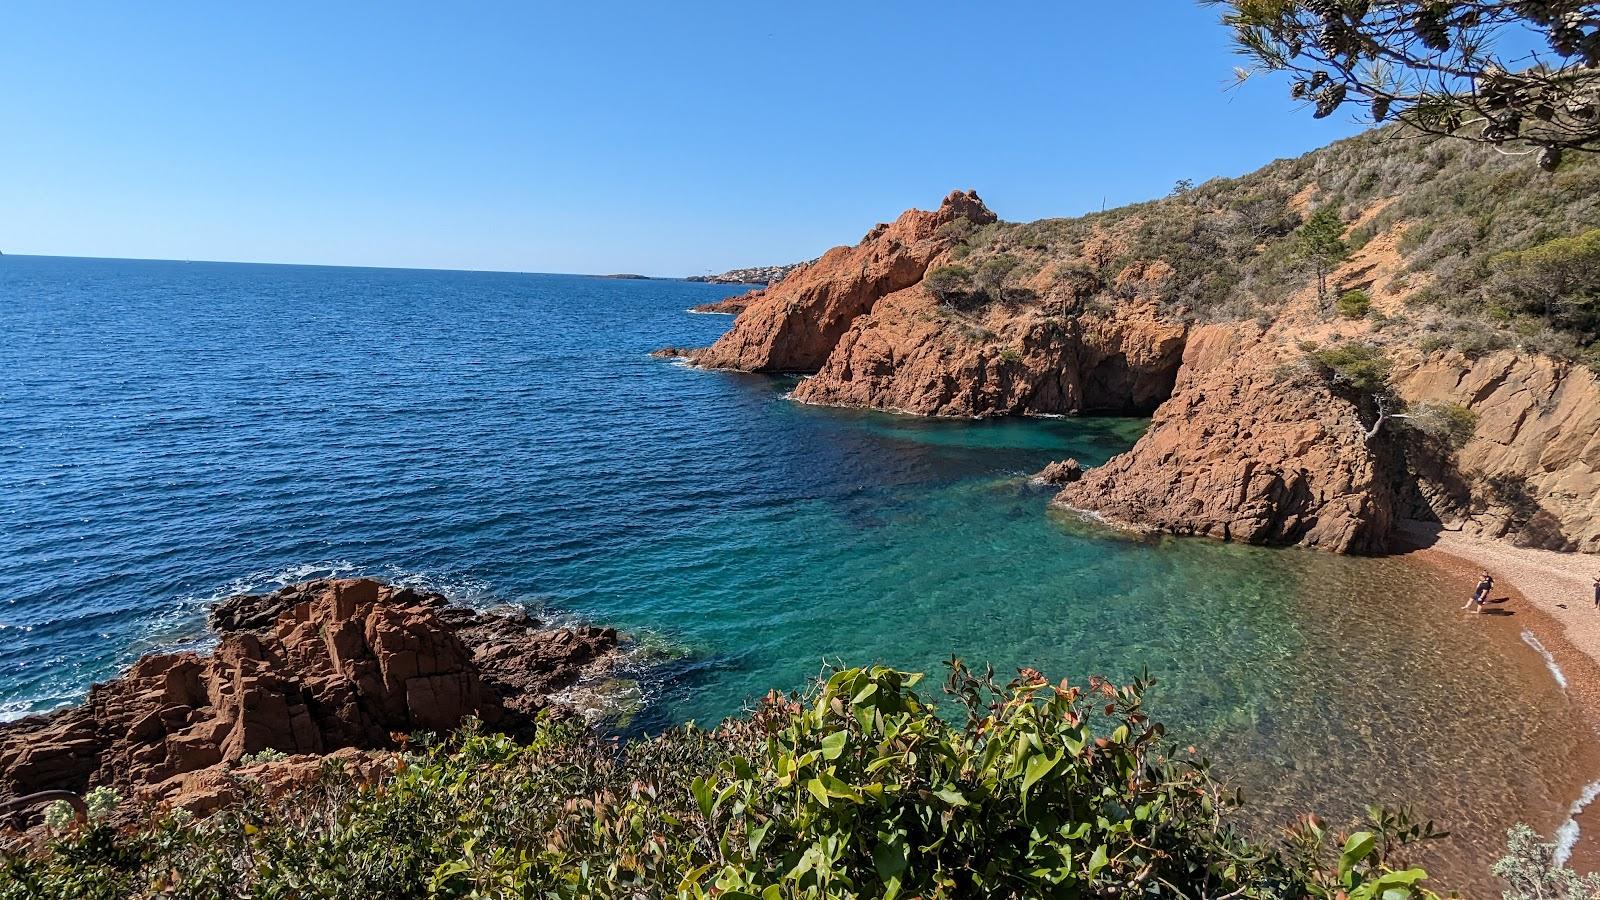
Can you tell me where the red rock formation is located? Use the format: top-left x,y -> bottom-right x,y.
789,288 -> 1186,417
1055,326 -> 1398,554
692,191 -> 996,372
690,292 -> 758,315
1391,350 -> 1600,552
1034,459 -> 1083,486
0,579 -> 618,813
677,185 -> 1595,558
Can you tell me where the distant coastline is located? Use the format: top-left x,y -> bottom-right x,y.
685,261 -> 806,286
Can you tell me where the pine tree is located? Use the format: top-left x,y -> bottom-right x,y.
1296,207 -> 1348,306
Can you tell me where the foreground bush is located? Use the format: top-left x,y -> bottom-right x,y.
1,663 -> 1447,899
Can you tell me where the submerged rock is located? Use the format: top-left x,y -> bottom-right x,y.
0,578 -> 619,816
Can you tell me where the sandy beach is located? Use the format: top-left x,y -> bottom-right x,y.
1402,524 -> 1600,876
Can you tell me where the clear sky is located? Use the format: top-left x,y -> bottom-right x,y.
1,2 -> 1366,275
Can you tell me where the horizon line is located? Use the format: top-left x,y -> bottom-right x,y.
0,251 -> 759,282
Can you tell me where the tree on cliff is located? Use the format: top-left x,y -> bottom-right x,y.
1296,206 -> 1349,305
1209,0 -> 1600,169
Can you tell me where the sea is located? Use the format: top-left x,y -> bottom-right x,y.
1,254 -> 1594,889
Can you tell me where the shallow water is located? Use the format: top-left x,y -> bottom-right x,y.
1,255 -> 1591,891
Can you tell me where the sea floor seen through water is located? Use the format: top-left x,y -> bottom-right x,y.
1,255 -> 1593,891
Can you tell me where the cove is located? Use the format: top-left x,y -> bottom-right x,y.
1,256 -> 1592,891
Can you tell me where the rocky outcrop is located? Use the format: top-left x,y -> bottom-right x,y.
0,579 -> 618,814
690,293 -> 758,315
789,288 -> 1186,417
1034,459 -> 1083,486
1055,326 -> 1400,554
691,191 -> 996,373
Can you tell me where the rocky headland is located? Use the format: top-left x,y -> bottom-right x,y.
669,133 -> 1600,559
0,578 -> 618,818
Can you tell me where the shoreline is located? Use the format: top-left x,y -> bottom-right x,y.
1400,529 -> 1600,875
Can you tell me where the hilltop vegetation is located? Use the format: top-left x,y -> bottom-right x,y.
938,128 -> 1600,367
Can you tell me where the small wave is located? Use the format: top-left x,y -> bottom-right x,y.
1553,777 -> 1600,867
684,308 -> 734,315
0,697 -> 54,724
134,562 -> 511,661
1521,629 -> 1568,690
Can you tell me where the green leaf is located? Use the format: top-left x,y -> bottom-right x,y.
933,786 -> 968,807
1022,751 -> 1062,795
806,776 -> 831,807
748,820 -> 771,856
1340,830 -> 1377,874
820,771 -> 862,802
874,834 -> 908,900
691,776 -> 714,818
820,731 -> 848,761
1347,867 -> 1429,900
1088,844 -> 1108,877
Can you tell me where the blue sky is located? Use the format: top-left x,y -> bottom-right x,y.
1,2 -> 1364,275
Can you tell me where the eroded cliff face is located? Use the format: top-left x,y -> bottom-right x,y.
692,191 -> 996,372
1056,339 -> 1600,555
1393,351 -> 1600,552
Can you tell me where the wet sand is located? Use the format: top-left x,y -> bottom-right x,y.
1401,526 -> 1600,880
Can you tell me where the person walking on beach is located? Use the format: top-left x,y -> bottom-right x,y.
1463,573 -> 1493,613
1593,575 -> 1599,609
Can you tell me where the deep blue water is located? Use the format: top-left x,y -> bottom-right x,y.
1,255 -> 1593,885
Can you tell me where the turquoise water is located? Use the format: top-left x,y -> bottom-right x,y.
2,255 -> 1592,889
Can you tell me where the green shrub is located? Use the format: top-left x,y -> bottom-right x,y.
1493,824 -> 1600,900
237,748 -> 288,766
1485,229 -> 1600,346
924,265 -> 974,303
973,253 -> 1021,303
1337,289 -> 1373,319
1309,342 -> 1393,393
0,663 -> 1449,900
1403,402 -> 1479,449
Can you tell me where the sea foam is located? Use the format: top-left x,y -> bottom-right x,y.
1554,777 -> 1600,867
1521,629 -> 1568,690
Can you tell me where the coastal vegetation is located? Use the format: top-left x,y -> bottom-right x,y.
2,663 -> 1456,899
942,126 -> 1600,368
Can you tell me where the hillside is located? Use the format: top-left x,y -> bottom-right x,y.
680,129 -> 1600,554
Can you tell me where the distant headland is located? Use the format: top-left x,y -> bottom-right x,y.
685,261 -> 807,286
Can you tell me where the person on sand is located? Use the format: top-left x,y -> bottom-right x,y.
1593,575 -> 1599,609
1463,573 -> 1493,613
